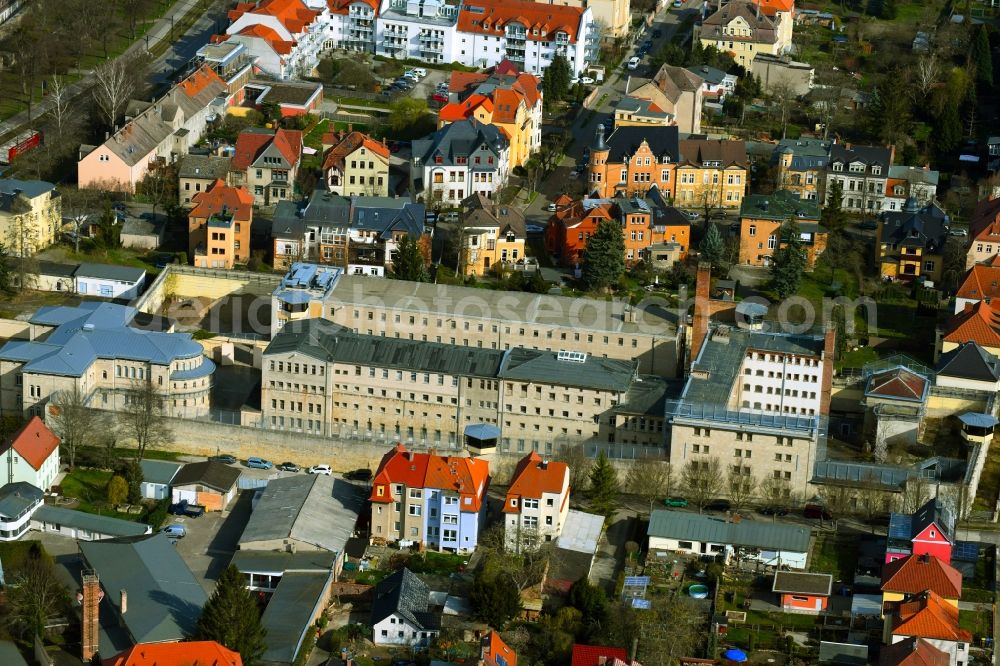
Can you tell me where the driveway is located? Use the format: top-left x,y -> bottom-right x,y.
171,489 -> 254,593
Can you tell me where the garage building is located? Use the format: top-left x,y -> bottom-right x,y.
139,460 -> 182,500
170,461 -> 240,511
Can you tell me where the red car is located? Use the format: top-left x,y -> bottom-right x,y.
430,93 -> 449,103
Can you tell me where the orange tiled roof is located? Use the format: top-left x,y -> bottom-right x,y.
457,0 -> 585,43
439,94 -> 494,123
491,88 -> 525,123
232,128 -> 302,171
881,554 -> 962,599
190,180 -> 254,222
956,257 -> 1000,303
878,637 -> 949,666
866,368 -> 927,401
369,444 -> 489,512
179,65 -> 227,98
503,452 -> 568,513
755,0 -> 794,15
244,0 -> 320,33
1,416 -> 58,472
970,195 -> 1000,243
321,131 -> 389,172
239,23 -> 296,54
483,631 -> 517,666
328,0 -> 378,14
272,127 -> 303,164
890,590 -> 972,642
943,299 -> 1000,348
106,640 -> 242,666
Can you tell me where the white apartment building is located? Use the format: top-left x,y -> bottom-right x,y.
225,0 -> 330,80
503,452 -> 570,552
412,119 -> 510,203
325,0 -> 379,52
375,0 -> 597,76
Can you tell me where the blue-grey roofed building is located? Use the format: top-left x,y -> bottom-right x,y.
371,568 -> 440,646
648,509 -> 811,568
270,262 -> 343,337
259,570 -> 335,664
0,482 -> 43,541
412,118 -> 510,205
0,302 -> 214,419
78,533 -> 207,658
772,137 -> 832,202
32,505 -> 151,540
138,460 -> 182,500
74,263 -> 146,300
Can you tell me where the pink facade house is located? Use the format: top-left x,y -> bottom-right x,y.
886,498 -> 955,565
772,571 -> 832,614
77,66 -> 228,192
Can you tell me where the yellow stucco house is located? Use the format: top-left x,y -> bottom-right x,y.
0,179 -> 61,258
674,138 -> 749,209
459,193 -> 526,276
697,0 -> 791,69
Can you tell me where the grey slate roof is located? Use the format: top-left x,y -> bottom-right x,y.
771,138 -> 832,171
139,459 -> 182,486
75,263 -> 146,283
0,482 -> 42,520
0,302 -> 207,377
687,65 -> 729,85
701,1 -> 778,44
372,568 -> 440,630
170,460 -> 241,493
880,200 -> 950,252
78,533 -> 207,656
936,342 -> 1000,382
273,190 -> 425,240
177,154 -> 231,180
33,505 -> 150,537
266,318 -> 506,377
499,348 -> 636,392
828,143 -> 892,176
239,475 -> 361,553
0,178 -> 56,201
602,126 -> 680,164
888,165 -> 939,187
412,118 -> 508,169
260,571 -> 335,664
647,509 -> 811,552
232,549 -> 337,575
462,194 -> 526,237
741,189 -> 822,222
772,571 -> 833,595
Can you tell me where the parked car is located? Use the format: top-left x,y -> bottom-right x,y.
949,228 -> 968,237
112,202 -> 128,211
672,0 -> 683,6
642,40 -> 653,50
663,496 -> 689,507
546,202 -> 558,212
430,93 -> 449,103
310,464 -> 333,475
162,524 -> 187,538
425,211 -> 438,223
526,223 -> 546,234
344,468 -> 374,481
208,454 -> 237,465
580,76 -> 595,85
440,211 -> 459,222
412,67 -> 427,77
704,498 -> 732,512
278,462 -> 300,472
804,504 -> 833,520
247,456 -> 273,470
858,220 -> 878,230
627,56 -> 641,70
759,506 -> 789,516
169,500 -> 205,518
681,210 -> 700,221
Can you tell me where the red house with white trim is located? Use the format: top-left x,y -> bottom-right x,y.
886,499 -> 955,565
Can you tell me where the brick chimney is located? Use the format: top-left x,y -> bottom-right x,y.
120,589 -> 127,615
689,262 -> 712,369
819,323 -> 835,416
81,571 -> 101,662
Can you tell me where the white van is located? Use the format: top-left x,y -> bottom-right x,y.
413,67 -> 428,78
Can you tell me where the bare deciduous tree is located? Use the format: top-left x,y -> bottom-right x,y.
49,386 -> 108,470
726,466 -> 758,514
6,545 -> 67,639
93,57 -> 136,133
118,378 -> 172,462
872,418 -> 890,464
556,443 -> 591,494
624,458 -> 672,506
900,476 -> 930,514
680,457 -> 723,513
915,55 -> 940,99
759,475 -> 792,518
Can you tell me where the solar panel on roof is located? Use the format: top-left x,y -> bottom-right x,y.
953,541 -> 979,562
887,514 -> 912,540
497,656 -> 508,666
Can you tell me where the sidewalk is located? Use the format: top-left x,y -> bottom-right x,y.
0,0 -> 206,142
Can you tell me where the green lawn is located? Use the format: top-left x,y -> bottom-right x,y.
0,540 -> 48,572
959,609 -> 993,640
60,468 -> 113,504
303,118 -> 330,151
838,346 -> 878,370
335,96 -> 391,110
406,551 -> 469,575
809,533 -> 857,582
963,546 -> 996,603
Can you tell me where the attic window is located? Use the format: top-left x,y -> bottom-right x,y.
377,486 -> 385,496
930,529 -> 936,537
435,155 -> 443,164
511,498 -> 517,506
465,497 -> 472,505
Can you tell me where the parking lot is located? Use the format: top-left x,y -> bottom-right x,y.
168,490 -> 254,593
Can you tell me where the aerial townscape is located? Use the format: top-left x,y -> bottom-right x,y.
0,0 -> 1000,664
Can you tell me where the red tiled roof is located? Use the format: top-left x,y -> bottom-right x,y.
190,180 -> 254,222
321,131 -> 389,172
890,591 -> 971,642
755,0 -> 794,15
493,59 -> 521,76
439,95 -> 494,123
956,257 -> 1000,302
491,88 -> 525,123
232,128 -> 302,171
503,452 -> 568,513
457,0 -> 585,43
881,554 -> 962,599
879,637 -> 949,666
230,0 -> 320,34
369,444 -> 489,512
866,368 -> 927,401
571,645 -> 628,666
482,631 -> 517,666
943,299 -> 1000,348
328,0 -> 378,14
105,640 -> 242,666
179,65 -> 227,98
970,195 -> 1000,243
1,416 -> 58,472
238,23 -> 296,54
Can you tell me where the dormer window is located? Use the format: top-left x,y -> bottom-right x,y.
435,155 -> 443,164
832,162 -> 843,172
872,166 -> 881,175
511,498 -> 517,506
